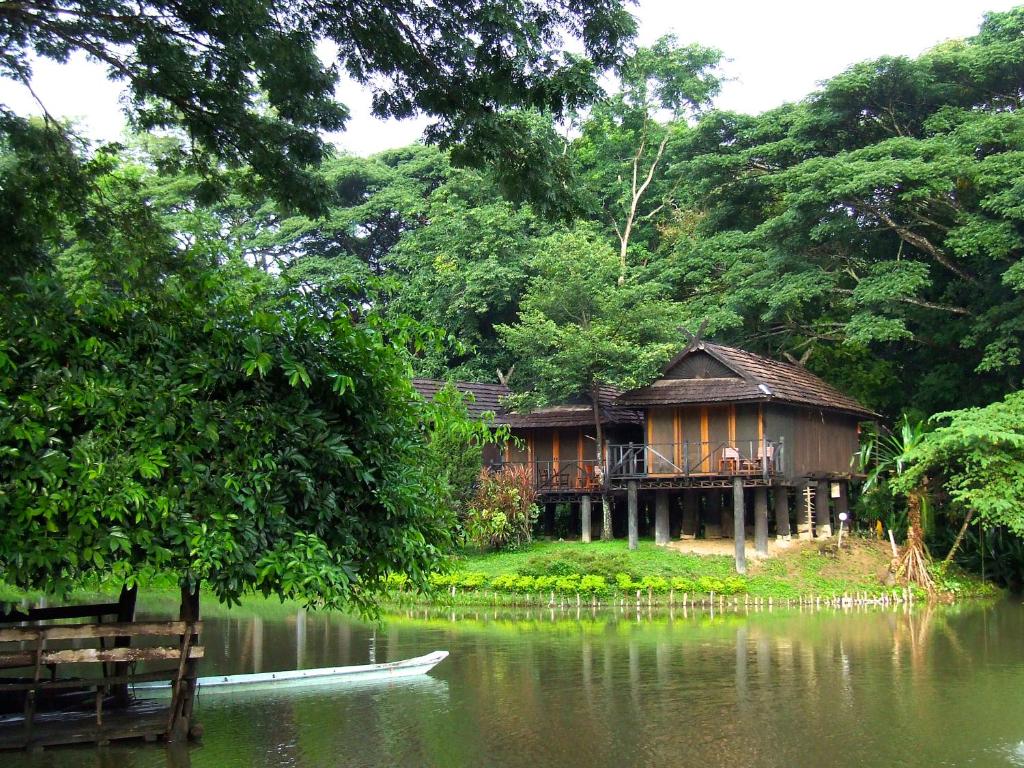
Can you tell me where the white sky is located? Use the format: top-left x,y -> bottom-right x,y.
0,0 -> 1018,156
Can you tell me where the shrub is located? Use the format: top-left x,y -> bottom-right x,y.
385,573 -> 409,590
670,576 -> 696,592
464,466 -> 539,551
533,575 -> 559,591
638,575 -> 669,593
522,549 -> 633,581
578,575 -> 609,596
555,574 -> 581,593
615,572 -> 640,592
490,574 -> 520,592
457,572 -> 487,589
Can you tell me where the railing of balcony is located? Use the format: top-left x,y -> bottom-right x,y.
606,439 -> 781,482
496,460 -> 604,492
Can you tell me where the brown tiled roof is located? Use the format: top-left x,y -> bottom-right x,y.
617,343 -> 875,417
412,379 -> 510,423
506,385 -> 644,429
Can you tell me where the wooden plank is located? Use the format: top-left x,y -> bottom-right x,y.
0,669 -> 183,693
0,603 -> 120,624
0,646 -> 204,668
0,620 -> 202,643
0,700 -> 169,751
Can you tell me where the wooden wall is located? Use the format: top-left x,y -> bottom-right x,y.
764,404 -> 861,481
645,404 -> 763,475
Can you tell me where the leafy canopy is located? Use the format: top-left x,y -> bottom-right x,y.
0,144 -> 451,613
895,392 -> 1024,538
0,0 -> 636,215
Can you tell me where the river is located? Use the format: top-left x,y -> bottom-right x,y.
8,598 -> 1024,768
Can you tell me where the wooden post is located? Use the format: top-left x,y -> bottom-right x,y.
581,495 -> 592,544
815,479 -> 832,537
681,489 -> 698,539
169,584 -> 200,742
773,485 -> 791,540
795,482 -> 812,540
754,488 -> 768,556
655,491 -> 669,545
627,481 -> 639,550
722,487 -> 734,540
705,489 -> 722,538
733,478 -> 746,574
111,583 -> 137,707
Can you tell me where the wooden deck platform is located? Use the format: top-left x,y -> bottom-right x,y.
0,699 -> 172,750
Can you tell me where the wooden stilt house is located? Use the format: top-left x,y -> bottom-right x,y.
415,342 -> 874,570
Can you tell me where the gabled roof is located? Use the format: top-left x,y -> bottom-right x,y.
506,385 -> 643,429
412,379 -> 510,423
617,342 -> 875,417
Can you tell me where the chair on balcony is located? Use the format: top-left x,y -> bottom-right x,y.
757,443 -> 775,473
581,463 -> 601,491
719,446 -> 740,474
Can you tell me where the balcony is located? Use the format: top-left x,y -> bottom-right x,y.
607,439 -> 781,482
498,460 -> 604,493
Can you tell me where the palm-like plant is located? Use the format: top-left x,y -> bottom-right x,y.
856,416 -> 933,591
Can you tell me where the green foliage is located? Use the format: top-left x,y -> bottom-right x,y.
498,225 -> 683,405
0,146 -> 452,614
464,466 -> 539,552
895,391 -> 1024,538
422,383 -> 509,520
1,0 -> 637,215
663,9 -> 1024,415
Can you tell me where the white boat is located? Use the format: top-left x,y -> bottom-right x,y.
134,650 -> 448,696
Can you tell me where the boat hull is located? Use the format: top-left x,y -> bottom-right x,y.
134,650 -> 448,696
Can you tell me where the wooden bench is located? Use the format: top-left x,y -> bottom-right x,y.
0,620 -> 203,748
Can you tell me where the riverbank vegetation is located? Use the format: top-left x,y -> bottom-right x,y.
383,540 -> 999,605
2,3 -> 1023,606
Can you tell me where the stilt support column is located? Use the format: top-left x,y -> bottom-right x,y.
733,478 -> 746,574
795,482 -> 812,540
627,481 -> 639,551
681,489 -> 698,539
773,485 -> 791,540
815,479 -> 832,538
581,495 -> 592,544
655,491 -> 670,545
754,488 -> 769,556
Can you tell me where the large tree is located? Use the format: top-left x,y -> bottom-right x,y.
662,8 -> 1024,416
0,144 -> 456,612
498,226 -> 682,538
0,0 -> 636,217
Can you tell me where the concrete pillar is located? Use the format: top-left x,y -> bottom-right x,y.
704,489 -> 722,538
681,489 -> 698,539
655,491 -> 670,545
581,495 -> 592,543
773,485 -> 791,539
795,482 -> 812,540
815,479 -> 833,538
754,487 -> 769,556
733,478 -> 746,574
627,481 -> 639,550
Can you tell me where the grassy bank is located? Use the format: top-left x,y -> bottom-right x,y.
3,539 -> 997,613
389,538 -> 998,605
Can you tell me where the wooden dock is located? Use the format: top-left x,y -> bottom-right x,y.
0,699 -> 171,750
0,585 -> 204,751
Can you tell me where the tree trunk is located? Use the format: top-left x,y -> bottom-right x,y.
897,490 -> 933,591
942,509 -> 975,569
591,384 -> 613,541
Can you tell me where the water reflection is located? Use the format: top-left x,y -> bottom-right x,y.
5,600 -> 1023,768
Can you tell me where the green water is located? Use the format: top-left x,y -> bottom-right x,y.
7,599 -> 1024,767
